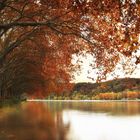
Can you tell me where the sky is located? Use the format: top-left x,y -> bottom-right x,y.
72,53 -> 140,83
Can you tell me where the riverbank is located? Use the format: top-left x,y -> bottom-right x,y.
28,99 -> 140,102
0,98 -> 26,107
45,90 -> 140,100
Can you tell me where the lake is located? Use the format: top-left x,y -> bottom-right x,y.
0,100 -> 140,140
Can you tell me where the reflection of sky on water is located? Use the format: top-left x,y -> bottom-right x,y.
63,110 -> 140,140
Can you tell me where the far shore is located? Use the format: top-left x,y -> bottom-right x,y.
27,99 -> 140,102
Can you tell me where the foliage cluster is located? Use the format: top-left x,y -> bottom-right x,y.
93,91 -> 140,100
0,1 -> 140,99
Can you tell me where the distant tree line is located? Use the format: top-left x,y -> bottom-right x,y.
73,78 -> 140,94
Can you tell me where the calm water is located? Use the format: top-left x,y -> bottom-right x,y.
1,101 -> 140,140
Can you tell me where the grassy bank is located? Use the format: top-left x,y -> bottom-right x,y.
0,98 -> 26,107
46,90 -> 140,100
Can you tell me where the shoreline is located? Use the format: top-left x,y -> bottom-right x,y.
27,99 -> 140,102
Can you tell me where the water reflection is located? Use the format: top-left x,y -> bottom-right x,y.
46,101 -> 140,116
0,101 -> 140,140
0,102 -> 69,140
63,110 -> 140,140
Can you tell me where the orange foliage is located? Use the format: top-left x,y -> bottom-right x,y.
124,91 -> 140,99
98,93 -> 117,100
94,91 -> 140,100
0,0 -> 140,98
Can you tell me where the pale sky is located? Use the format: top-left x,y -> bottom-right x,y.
72,53 -> 140,83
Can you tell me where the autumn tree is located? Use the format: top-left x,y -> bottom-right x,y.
0,0 -> 139,98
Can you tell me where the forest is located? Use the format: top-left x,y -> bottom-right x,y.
0,0 -> 140,100
46,78 -> 140,100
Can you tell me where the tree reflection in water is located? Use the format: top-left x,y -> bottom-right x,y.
0,102 -> 70,140
46,101 -> 140,116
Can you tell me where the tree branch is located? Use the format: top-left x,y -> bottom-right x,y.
0,28 -> 38,64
